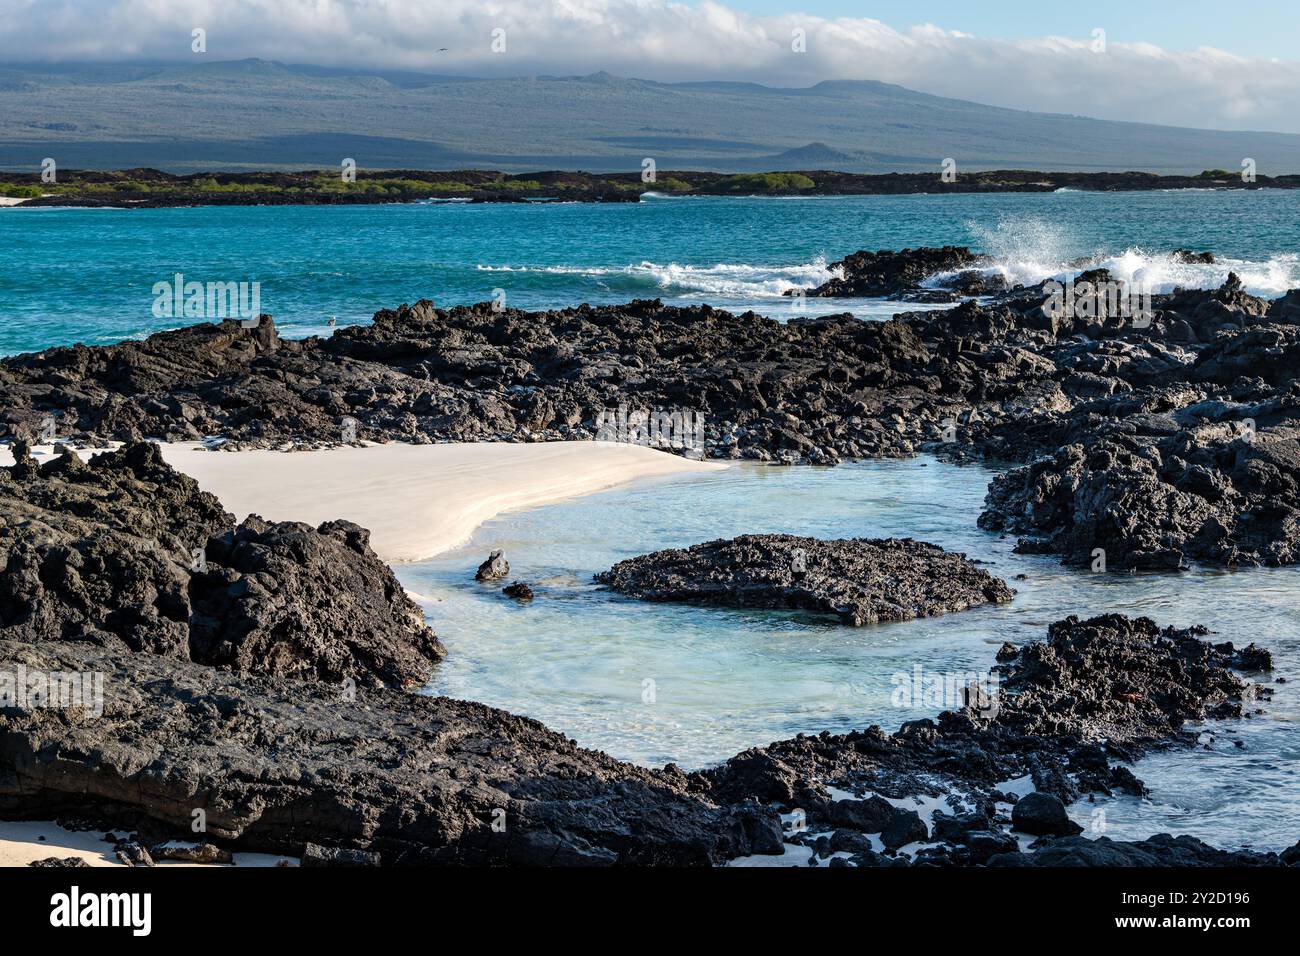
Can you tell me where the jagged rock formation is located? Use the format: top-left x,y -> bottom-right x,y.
595,534 -> 1014,625
791,246 -> 987,298
0,442 -> 444,687
0,636 -> 782,865
697,614 -> 1282,865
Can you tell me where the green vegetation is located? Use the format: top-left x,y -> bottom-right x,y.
712,172 -> 816,193
1199,169 -> 1234,178
0,184 -> 43,199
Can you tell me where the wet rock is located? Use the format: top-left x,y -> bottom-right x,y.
150,842 -> 234,865
791,247 -> 986,298
1011,793 -> 1083,836
997,834 -> 1288,867
502,581 -> 534,601
699,614 -> 1269,864
476,549 -> 509,582
302,844 -> 381,867
595,534 -> 1014,626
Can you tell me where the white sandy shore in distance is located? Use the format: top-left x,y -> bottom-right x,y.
0,820 -> 293,867
0,439 -> 723,564
1,439 -> 720,865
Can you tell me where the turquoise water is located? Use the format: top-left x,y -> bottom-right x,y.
5,192 -> 1299,851
404,459 -> 1300,852
3,190 -> 1300,356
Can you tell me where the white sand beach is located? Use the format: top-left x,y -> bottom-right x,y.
1,439 -> 723,564
0,820 -> 292,867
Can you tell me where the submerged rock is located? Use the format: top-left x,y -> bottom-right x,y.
502,581 -> 534,601
595,534 -> 1014,625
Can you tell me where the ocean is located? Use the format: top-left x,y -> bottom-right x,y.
3,190 -> 1298,851
3,189 -> 1300,355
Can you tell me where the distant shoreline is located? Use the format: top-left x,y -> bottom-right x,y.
3,167 -> 1298,208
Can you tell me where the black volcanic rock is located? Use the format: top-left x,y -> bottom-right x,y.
792,246 -> 987,298
1011,792 -> 1082,836
475,549 -> 509,581
0,636 -> 781,866
594,534 -> 1014,625
989,834 -> 1289,867
502,581 -> 535,601
699,614 -> 1272,853
4,264 -> 1300,566
0,442 -> 444,688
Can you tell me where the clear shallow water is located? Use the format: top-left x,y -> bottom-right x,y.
4,189 -> 1300,355
402,457 -> 1300,852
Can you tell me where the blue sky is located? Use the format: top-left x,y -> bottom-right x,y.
733,1 -> 1298,60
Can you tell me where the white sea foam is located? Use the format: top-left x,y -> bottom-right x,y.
925,215 -> 1300,298
476,257 -> 835,298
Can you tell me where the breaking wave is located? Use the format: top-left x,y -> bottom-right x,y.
476,257 -> 834,298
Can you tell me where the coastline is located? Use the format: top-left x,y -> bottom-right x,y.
0,440 -> 723,564
4,167 -> 1299,209
0,437 -> 719,867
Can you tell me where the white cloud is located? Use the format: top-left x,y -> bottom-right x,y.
4,0 -> 1300,132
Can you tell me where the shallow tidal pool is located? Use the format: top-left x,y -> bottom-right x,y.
401,455 -> 1300,852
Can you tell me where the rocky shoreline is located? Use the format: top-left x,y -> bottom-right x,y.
5,247 -> 1300,571
5,244 -> 1300,865
0,433 -> 1294,866
5,168 -> 1299,208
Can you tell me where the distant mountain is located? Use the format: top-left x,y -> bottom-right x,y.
2,59 -> 1299,174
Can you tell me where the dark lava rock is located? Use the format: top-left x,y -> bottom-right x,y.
881,808 -> 928,849
595,534 -> 1014,625
992,834 -> 1287,867
114,841 -> 155,867
0,637 -> 782,866
476,549 -> 509,581
964,830 -> 1019,864
150,842 -> 234,865
0,443 -> 444,688
1011,792 -> 1083,836
792,246 -> 986,298
302,843 -> 381,867
699,614 -> 1269,856
5,268 -> 1300,568
28,857 -> 91,867
829,796 -> 895,831
502,581 -> 534,601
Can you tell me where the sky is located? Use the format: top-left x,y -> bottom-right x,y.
4,0 -> 1300,133
734,1 -> 1300,61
